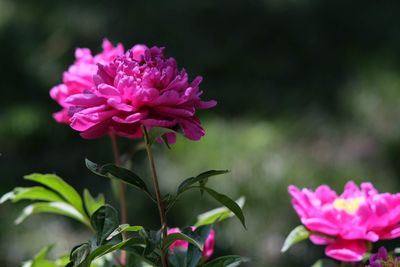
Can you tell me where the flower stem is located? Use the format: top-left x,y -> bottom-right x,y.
109,133 -> 128,266
141,125 -> 168,267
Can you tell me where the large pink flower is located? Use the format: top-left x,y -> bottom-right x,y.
65,45 -> 216,141
167,227 -> 215,259
288,181 -> 400,262
50,39 -> 124,123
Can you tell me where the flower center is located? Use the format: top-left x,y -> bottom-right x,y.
333,197 -> 364,214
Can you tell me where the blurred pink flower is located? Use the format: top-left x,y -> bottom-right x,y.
167,227 -> 215,259
288,181 -> 400,262
50,39 -> 124,123
66,45 -> 216,141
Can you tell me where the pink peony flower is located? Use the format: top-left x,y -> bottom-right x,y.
288,181 -> 400,262
65,45 -> 216,141
167,227 -> 215,259
50,39 -> 124,123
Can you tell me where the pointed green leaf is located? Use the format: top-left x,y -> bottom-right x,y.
22,245 -> 58,267
70,242 -> 91,267
203,255 -> 249,267
24,174 -> 85,215
184,225 -> 212,267
106,224 -> 143,241
91,205 -> 120,246
281,225 -> 310,253
90,237 -> 145,260
12,187 -> 64,203
85,159 -> 154,202
15,202 -> 90,227
0,191 -> 14,204
200,187 -> 246,229
195,197 -> 245,227
83,189 -> 105,216
33,245 -> 54,261
177,170 -> 229,195
163,233 -> 203,252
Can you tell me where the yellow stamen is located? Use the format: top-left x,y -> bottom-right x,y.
333,197 -> 364,214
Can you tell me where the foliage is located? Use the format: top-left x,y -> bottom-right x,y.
2,157 -> 247,267
0,173 -> 104,228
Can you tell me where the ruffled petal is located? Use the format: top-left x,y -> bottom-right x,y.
301,218 -> 339,236
325,239 -> 367,262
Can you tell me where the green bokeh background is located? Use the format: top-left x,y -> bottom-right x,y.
1,0 -> 400,266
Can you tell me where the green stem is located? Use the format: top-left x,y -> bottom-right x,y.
141,125 -> 168,267
109,133 -> 128,266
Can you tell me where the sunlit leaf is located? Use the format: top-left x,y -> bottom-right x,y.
199,187 -> 246,229
10,187 -> 64,203
54,254 -> 70,267
106,224 -> 143,241
24,173 -> 85,215
0,191 -> 14,204
281,225 -> 310,253
89,237 -> 145,260
83,189 -> 105,216
15,202 -> 90,227
33,245 -> 53,261
195,197 -> 245,227
22,245 -> 59,267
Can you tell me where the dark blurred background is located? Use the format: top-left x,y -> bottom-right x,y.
2,0 -> 400,266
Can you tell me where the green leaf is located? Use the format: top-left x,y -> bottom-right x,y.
106,224 -> 143,241
15,202 -> 90,227
203,255 -> 249,267
22,245 -> 59,267
195,197 -> 245,227
281,225 -> 310,253
85,159 -> 154,202
33,261 -> 57,267
54,254 -> 70,267
89,237 -> 145,260
24,173 -> 85,215
184,225 -> 212,267
177,170 -> 229,195
144,229 -> 162,256
200,187 -> 246,229
0,191 -> 14,204
168,247 -> 187,267
83,189 -> 105,216
10,187 -> 64,203
91,205 -> 120,246
127,251 -> 157,267
163,233 -> 203,252
146,127 -> 177,146
33,245 -> 53,261
70,242 -> 91,267
310,259 -> 339,267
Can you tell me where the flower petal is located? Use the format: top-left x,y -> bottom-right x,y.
325,239 -> 367,262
